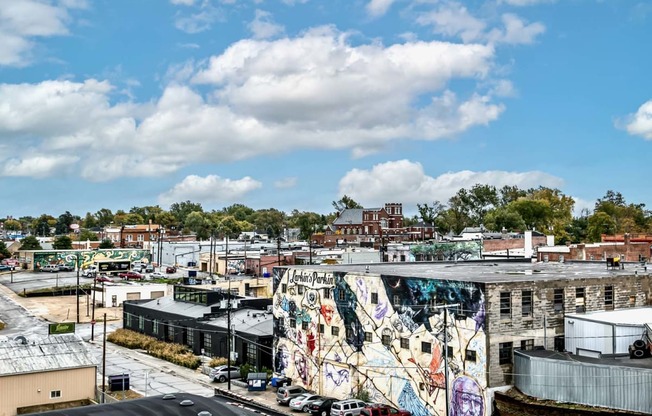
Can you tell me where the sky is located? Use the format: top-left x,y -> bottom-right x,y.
1,0 -> 652,220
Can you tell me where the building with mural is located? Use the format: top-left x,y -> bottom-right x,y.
19,249 -> 151,271
271,260 -> 652,415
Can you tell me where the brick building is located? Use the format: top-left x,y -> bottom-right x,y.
271,261 -> 652,416
537,233 -> 651,263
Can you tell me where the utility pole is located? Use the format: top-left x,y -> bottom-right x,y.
91,276 -> 97,341
102,313 -> 107,402
277,237 -> 281,266
227,242 -> 232,391
431,303 -> 460,416
76,252 -> 80,324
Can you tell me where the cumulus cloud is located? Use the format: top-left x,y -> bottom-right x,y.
337,160 -> 564,207
366,0 -> 396,18
173,2 -> 223,34
0,0 -> 84,66
170,0 -> 195,5
0,28 -> 506,180
1,154 -> 79,178
499,0 -> 555,6
622,100 -> 652,140
158,174 -> 262,205
417,2 -> 545,45
248,10 -> 284,40
274,177 -> 298,189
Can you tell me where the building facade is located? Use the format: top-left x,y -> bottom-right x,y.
272,261 -> 652,416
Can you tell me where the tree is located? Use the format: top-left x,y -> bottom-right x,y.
291,211 -> 324,241
483,207 -> 526,232
32,214 -> 56,237
55,211 -> 75,235
222,204 -> 256,222
154,211 -> 178,229
332,195 -> 363,212
254,209 -> 287,238
19,236 -> 42,250
587,212 -> 617,242
498,185 -> 527,207
217,215 -> 243,240
4,219 -> 21,231
185,212 -> 212,240
417,201 -> 448,231
0,241 -> 11,260
129,205 -> 164,223
79,229 -> 99,241
594,190 -> 649,234
99,239 -> 114,249
508,198 -> 552,231
564,209 -> 590,244
94,208 -> 114,227
81,212 -> 98,229
53,235 -> 73,249
169,201 -> 203,229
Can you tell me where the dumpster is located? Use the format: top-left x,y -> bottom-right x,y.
247,372 -> 268,391
188,270 -> 197,278
108,374 -> 130,391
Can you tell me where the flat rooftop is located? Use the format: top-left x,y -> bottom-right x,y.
286,260 -> 652,284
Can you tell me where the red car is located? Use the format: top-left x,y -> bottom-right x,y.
95,276 -> 113,283
118,271 -> 143,280
361,404 -> 411,416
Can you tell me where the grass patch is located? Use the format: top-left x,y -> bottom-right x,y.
208,356 -> 228,368
107,328 -> 201,370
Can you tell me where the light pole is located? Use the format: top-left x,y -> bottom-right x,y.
76,252 -> 80,324
431,303 -> 460,416
227,266 -> 232,391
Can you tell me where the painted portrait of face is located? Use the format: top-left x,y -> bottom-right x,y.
294,351 -> 309,384
320,304 -> 334,325
451,376 -> 484,416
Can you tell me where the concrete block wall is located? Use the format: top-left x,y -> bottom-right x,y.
484,273 -> 652,387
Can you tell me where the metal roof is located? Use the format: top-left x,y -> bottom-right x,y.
332,209 -> 363,225
566,307 -> 652,326
0,333 -> 97,376
135,296 -> 211,318
283,260 -> 651,284
206,308 -> 273,337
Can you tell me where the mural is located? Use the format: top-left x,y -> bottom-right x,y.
33,249 -> 150,270
272,266 -> 488,416
410,241 -> 482,261
226,258 -> 245,274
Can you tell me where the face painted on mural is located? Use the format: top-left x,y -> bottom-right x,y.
320,304 -> 334,325
451,376 -> 484,416
294,351 -> 309,384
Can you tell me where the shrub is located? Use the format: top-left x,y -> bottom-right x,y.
208,357 -> 228,368
240,363 -> 254,379
107,329 -> 201,370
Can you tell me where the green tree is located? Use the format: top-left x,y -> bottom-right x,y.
154,211 -> 178,229
79,229 -> 99,241
565,209 -> 590,244
185,212 -> 212,240
55,211 -> 75,235
0,241 -> 11,260
222,204 -> 256,222
99,239 -> 115,249
129,205 -> 164,223
32,214 -> 56,236
94,208 -> 114,227
4,219 -> 21,231
19,236 -> 42,250
217,215 -> 243,240
254,209 -> 286,238
291,211 -> 324,241
53,235 -> 73,249
81,212 -> 98,228
332,195 -> 363,212
587,211 -> 617,242
483,207 -> 526,232
508,198 -> 552,231
417,201 -> 448,231
169,201 -> 203,230
498,185 -> 527,207
594,190 -> 649,234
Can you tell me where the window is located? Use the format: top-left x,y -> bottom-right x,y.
364,332 -> 372,342
500,292 -> 511,319
421,342 -> 432,354
324,288 -> 331,299
332,326 -> 340,336
521,339 -> 534,351
604,285 -> 614,310
138,316 -> 144,331
247,343 -> 257,365
302,321 -> 308,330
278,317 -> 285,328
298,286 -> 304,295
499,342 -> 513,365
371,292 -> 378,304
125,312 -> 132,327
290,318 -> 296,328
203,333 -> 212,353
338,291 -> 346,301
381,328 -> 392,347
346,327 -> 353,338
553,288 -> 564,313
465,350 -> 476,362
393,295 -> 400,306
167,324 -> 175,342
575,288 -> 586,313
400,338 -> 409,349
50,390 -> 61,399
282,284 -> 287,293
522,290 -> 532,317
152,319 -> 159,335
629,295 -> 637,307
187,328 -> 194,347
447,346 -> 453,357
319,324 -> 324,334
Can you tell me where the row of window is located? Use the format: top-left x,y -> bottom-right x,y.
500,285 -> 620,319
281,284 -> 419,308
499,339 -> 536,364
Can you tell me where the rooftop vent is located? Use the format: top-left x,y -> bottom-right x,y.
197,412 -> 212,416
162,394 -> 176,400
180,399 -> 194,406
14,336 -> 27,345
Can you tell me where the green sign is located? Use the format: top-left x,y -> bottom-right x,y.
48,322 -> 76,335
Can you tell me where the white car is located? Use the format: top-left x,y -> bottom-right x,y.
290,394 -> 324,412
149,271 -> 165,279
209,365 -> 240,382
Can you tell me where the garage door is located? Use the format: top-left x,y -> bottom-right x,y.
151,291 -> 164,299
126,292 -> 141,300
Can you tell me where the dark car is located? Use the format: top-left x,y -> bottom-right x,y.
308,397 -> 337,416
166,266 -> 177,274
276,386 -> 309,406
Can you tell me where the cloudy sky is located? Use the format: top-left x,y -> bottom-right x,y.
1,0 -> 651,218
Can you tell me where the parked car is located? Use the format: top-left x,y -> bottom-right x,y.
1,259 -> 18,268
361,404 -> 412,416
41,264 -> 59,272
166,266 -> 177,274
149,271 -> 165,279
330,400 -> 367,416
95,276 -> 113,283
308,397 -> 338,416
0,264 -> 13,272
81,268 -> 97,278
277,386 -> 309,406
209,365 -> 240,382
144,264 -> 154,273
290,394 -> 324,412
58,264 -> 75,272
118,271 -> 143,280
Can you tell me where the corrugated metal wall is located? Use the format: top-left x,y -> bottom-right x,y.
515,352 -> 652,414
565,317 -> 645,355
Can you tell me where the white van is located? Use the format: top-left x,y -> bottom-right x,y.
41,264 -> 59,273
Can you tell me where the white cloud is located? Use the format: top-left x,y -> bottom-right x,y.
158,174 -> 262,206
248,10 -> 284,40
170,0 -> 195,5
0,0 -> 82,66
337,160 -> 564,207
0,29 -> 506,180
622,100 -> 652,140
499,0 -> 555,6
1,154 -> 79,178
366,0 -> 396,18
281,0 -> 309,5
173,2 -> 222,34
416,3 -> 545,45
274,177 -> 298,189
572,196 -> 593,217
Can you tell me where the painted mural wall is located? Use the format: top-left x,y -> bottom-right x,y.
273,267 -> 487,416
33,249 -> 151,270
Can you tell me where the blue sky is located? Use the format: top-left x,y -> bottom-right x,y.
1,0 -> 652,219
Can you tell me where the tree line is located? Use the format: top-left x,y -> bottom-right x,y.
1,187 -> 650,249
